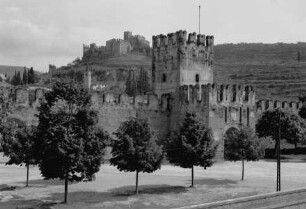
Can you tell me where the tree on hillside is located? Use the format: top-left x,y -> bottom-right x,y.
16,71 -> 22,85
256,108 -> 304,151
110,117 -> 163,194
72,57 -> 81,65
165,112 -> 218,187
10,71 -> 16,85
28,67 -> 35,84
35,81 -> 110,203
224,126 -> 270,181
22,67 -> 28,85
2,124 -> 37,187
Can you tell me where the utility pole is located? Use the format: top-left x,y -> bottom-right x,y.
199,5 -> 201,34
277,110 -> 281,191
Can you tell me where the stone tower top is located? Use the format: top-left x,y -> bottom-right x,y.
152,30 -> 214,97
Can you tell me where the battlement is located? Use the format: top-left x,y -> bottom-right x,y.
91,92 -> 169,111
256,100 -> 302,114
153,30 -> 214,49
106,38 -> 126,43
178,84 -> 255,106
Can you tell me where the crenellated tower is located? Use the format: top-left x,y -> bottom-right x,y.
152,30 -> 214,97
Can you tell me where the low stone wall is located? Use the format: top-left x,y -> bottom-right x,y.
173,188 -> 306,209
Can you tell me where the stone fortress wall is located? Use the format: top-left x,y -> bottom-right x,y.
1,82 -> 301,159
3,30 -> 303,160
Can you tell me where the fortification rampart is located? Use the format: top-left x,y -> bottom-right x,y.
91,83 -> 256,112
152,31 -> 214,57
91,91 -> 171,111
0,87 -> 47,107
256,99 -> 302,114
178,84 -> 255,106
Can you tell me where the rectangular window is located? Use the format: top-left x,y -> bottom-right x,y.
195,74 -> 199,82
162,74 -> 167,82
247,108 -> 250,126
239,107 -> 242,124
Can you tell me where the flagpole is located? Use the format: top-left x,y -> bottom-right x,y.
199,5 -> 201,34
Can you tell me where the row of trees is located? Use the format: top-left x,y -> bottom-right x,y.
10,67 -> 36,86
0,82 -> 221,201
1,81 -> 305,203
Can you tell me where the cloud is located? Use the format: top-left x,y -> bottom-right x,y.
0,0 -> 306,72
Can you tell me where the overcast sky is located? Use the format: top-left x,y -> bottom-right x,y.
0,0 -> 306,72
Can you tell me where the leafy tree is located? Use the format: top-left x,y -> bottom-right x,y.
166,112 -> 218,187
35,81 -> 109,203
0,91 -> 12,140
256,108 -> 304,151
2,124 -> 36,187
224,126 -> 269,180
110,117 -> 163,194
0,92 -> 13,151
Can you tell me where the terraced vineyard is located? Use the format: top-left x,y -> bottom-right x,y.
214,43 -> 306,101
56,43 -> 306,101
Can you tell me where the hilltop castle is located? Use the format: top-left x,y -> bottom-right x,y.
82,31 -> 150,61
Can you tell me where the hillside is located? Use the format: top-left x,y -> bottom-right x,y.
54,53 -> 152,95
0,65 -> 42,80
0,65 -> 24,79
55,43 -> 306,101
214,43 -> 306,101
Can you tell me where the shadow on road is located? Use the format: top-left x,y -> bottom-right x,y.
0,198 -> 57,209
18,178 -> 78,187
0,184 -> 19,191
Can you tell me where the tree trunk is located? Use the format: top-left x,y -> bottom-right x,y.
64,175 -> 68,203
191,165 -> 194,187
295,142 -> 298,154
26,164 -> 29,187
242,159 -> 245,181
135,170 -> 139,194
